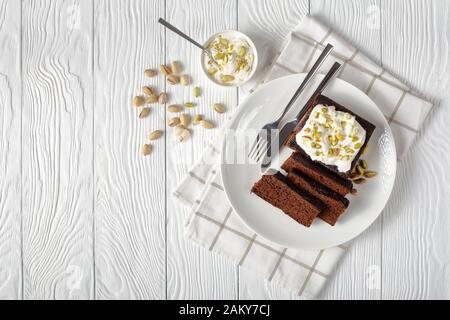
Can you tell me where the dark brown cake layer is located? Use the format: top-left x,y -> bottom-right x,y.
251,172 -> 326,227
286,95 -> 376,177
288,169 -> 349,226
281,152 -> 353,197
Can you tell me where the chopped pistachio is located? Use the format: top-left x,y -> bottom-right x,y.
344,146 -> 355,154
362,145 -> 369,155
207,67 -> 218,75
364,171 -> 378,178
353,178 -> 366,184
237,46 -> 247,57
356,165 -> 365,175
192,114 -> 202,125
359,159 -> 368,169
194,86 -> 201,98
336,133 -> 346,141
184,102 -> 197,108
220,75 -> 235,82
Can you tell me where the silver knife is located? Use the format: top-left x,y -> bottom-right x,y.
261,62 -> 342,173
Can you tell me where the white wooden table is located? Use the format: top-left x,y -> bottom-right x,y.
0,0 -> 449,300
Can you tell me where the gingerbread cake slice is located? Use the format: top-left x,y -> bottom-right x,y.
285,95 -> 376,178
287,169 -> 350,226
251,171 -> 326,227
281,152 -> 353,197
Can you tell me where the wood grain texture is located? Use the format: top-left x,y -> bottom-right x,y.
21,0 -> 94,299
165,0 -> 238,300
237,0 -> 309,300
0,0 -> 448,300
310,0 -> 382,300
238,0 -> 310,94
93,0 -> 165,299
380,0 -> 450,299
0,0 -> 22,299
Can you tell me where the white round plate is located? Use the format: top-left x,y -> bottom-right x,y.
220,73 -> 397,250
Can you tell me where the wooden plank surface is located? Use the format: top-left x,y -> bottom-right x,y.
165,0 -> 238,299
93,0 -> 166,299
0,0 -> 22,299
0,0 -> 448,300
21,0 -> 94,299
380,0 -> 450,300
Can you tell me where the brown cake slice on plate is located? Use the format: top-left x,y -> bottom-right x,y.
282,152 -> 353,197
285,95 -> 376,178
251,171 -> 326,227
287,169 -> 350,226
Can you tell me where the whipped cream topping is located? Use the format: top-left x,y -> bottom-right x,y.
204,34 -> 254,85
296,104 -> 366,172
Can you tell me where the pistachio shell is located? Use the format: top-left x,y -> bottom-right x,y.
171,61 -> 182,73
145,94 -> 158,104
168,117 -> 180,127
180,75 -> 191,86
178,128 -> 190,142
167,105 -> 181,113
142,144 -> 152,156
144,69 -> 157,77
200,120 -> 214,129
213,103 -> 225,114
173,123 -> 186,137
160,64 -> 172,75
167,74 -> 180,85
139,107 -> 151,119
133,96 -> 145,107
158,92 -> 168,104
180,114 -> 190,127
148,130 -> 162,140
142,86 -> 154,95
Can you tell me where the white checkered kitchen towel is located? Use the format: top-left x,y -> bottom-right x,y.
174,16 -> 433,298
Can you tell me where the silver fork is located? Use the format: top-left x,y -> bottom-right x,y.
260,62 -> 342,173
247,44 -> 334,163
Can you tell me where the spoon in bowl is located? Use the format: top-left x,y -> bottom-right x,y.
158,18 -> 220,68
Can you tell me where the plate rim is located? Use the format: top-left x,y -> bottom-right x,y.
220,73 -> 397,249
